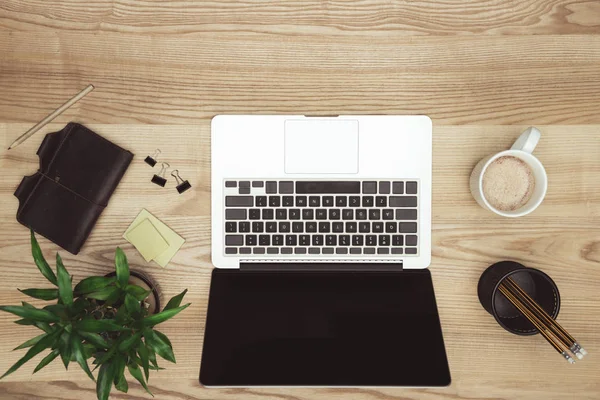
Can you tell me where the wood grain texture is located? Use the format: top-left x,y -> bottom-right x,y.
1,1 -> 600,399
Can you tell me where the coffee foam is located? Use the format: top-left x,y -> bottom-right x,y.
482,156 -> 535,212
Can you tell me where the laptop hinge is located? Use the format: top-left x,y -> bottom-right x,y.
240,262 -> 403,271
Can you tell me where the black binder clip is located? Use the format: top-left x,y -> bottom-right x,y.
151,162 -> 169,187
171,170 -> 192,194
145,149 -> 161,167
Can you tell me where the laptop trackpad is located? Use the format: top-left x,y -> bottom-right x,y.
284,119 -> 359,174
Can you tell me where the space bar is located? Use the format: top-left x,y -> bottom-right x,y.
296,181 -> 360,194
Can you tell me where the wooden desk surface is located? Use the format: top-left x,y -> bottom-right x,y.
1,1 -> 600,399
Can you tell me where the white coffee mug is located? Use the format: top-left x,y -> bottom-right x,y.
470,127 -> 548,217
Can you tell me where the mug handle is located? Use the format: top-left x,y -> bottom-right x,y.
511,127 -> 541,154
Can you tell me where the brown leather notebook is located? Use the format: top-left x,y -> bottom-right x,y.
14,123 -> 134,254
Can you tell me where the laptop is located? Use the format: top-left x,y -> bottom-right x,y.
201,115 -> 450,387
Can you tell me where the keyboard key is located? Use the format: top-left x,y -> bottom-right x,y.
249,209 -> 261,220
373,222 -> 383,233
240,247 -> 251,254
279,222 -> 291,233
309,248 -> 320,254
296,196 -> 307,207
362,181 -> 377,194
369,209 -> 380,220
225,235 -> 243,246
262,209 -> 274,220
225,222 -> 236,232
376,196 -> 387,207
364,248 -> 375,254
286,235 -> 297,246
329,209 -> 341,220
253,247 -> 265,254
392,235 -> 404,246
362,196 -> 374,207
392,181 -> 404,194
252,181 -> 264,187
385,222 -> 397,233
336,248 -> 348,254
339,235 -> 350,246
319,222 -> 331,233
377,248 -> 390,254
346,222 -> 357,233
269,196 -> 281,207
399,223 -> 417,233
406,181 -> 418,194
332,222 -> 344,232
246,235 -> 257,246
359,222 -> 370,233
356,209 -> 367,220
316,209 -> 327,219
366,235 -> 377,246
292,222 -> 303,232
309,196 -> 320,207
279,181 -> 294,194
283,196 -> 294,206
259,235 -> 270,246
273,235 -> 284,245
225,181 -> 236,188
396,209 -> 417,220
406,235 -> 418,246
349,196 -> 360,207
342,209 -> 354,220
306,222 -> 317,232
267,248 -> 279,254
382,209 -> 394,220
299,235 -> 310,246
239,222 -> 250,232
239,181 -> 250,188
252,222 -> 264,232
326,235 -> 337,246
256,196 -> 267,207
226,196 -> 253,207
350,248 -> 362,254
289,209 -> 301,220
392,248 -> 403,255
239,187 -> 250,195
336,196 -> 347,207
312,235 -> 324,246
323,248 -> 334,254
281,248 -> 293,254
225,209 -> 247,220
266,181 -> 277,194
323,196 -> 334,207
379,181 -> 391,194
296,181 -> 360,194
225,247 -> 237,254
266,222 -> 277,232
406,248 -> 418,255
352,235 -> 364,246
379,235 -> 390,246
276,209 -> 287,219
302,209 -> 314,220
295,247 -> 307,254
389,196 -> 417,207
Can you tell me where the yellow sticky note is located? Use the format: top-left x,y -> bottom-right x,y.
125,219 -> 170,262
123,209 -> 185,267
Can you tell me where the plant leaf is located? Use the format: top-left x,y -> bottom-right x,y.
55,253 -> 73,306
0,305 -> 60,323
125,293 -> 140,314
13,332 -> 48,350
76,319 -> 127,333
144,330 -> 175,363
71,333 -> 95,381
18,288 -> 59,301
118,332 -> 142,353
137,341 -> 150,380
147,346 -> 158,369
125,284 -> 150,301
0,329 -> 61,379
58,332 -> 72,369
96,361 -> 116,400
115,248 -> 129,288
74,276 -> 116,295
127,362 -> 153,396
142,304 -> 190,327
30,230 -> 57,286
114,355 -> 128,393
164,289 -> 188,311
85,286 -> 120,301
153,330 -> 172,349
33,349 -> 60,373
14,319 -> 53,333
43,304 -> 68,319
78,332 -> 109,349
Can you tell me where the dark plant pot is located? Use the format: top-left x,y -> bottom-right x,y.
105,270 -> 161,314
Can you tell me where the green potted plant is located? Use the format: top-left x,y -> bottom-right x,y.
0,231 -> 190,400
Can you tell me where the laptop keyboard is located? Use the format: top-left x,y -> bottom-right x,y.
223,180 -> 419,256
